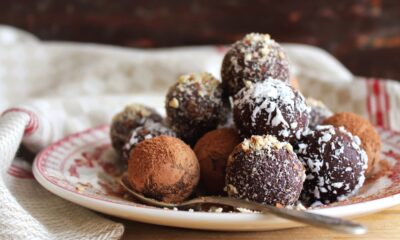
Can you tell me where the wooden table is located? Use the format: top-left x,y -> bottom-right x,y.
118,205 -> 400,239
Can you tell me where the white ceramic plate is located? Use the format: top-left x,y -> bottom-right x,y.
33,125 -> 400,231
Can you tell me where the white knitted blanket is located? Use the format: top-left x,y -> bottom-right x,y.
1,25 -> 399,239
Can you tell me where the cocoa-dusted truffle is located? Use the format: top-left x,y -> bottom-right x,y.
121,122 -> 176,162
233,79 -> 310,143
166,72 -> 226,145
296,125 -> 368,206
110,104 -> 162,155
221,33 -> 290,96
323,112 -> 380,176
128,135 -> 200,203
307,98 -> 333,129
194,128 -> 241,195
225,135 -> 305,206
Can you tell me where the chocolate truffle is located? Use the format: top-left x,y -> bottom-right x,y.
194,128 -> 241,195
110,104 -> 162,155
307,98 -> 333,129
323,112 -> 381,176
166,72 -> 225,145
233,79 -> 310,143
221,33 -> 290,96
128,135 -> 200,203
121,122 -> 176,162
296,125 -> 368,206
225,135 -> 305,206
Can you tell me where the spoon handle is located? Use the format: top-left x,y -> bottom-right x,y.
189,197 -> 367,235
120,178 -> 366,235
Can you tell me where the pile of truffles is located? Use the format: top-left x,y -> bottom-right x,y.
110,33 -> 381,208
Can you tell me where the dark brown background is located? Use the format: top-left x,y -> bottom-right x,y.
1,0 -> 400,79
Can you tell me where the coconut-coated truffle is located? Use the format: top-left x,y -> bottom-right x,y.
166,72 -> 226,145
221,33 -> 290,96
110,104 -> 162,155
194,128 -> 241,195
307,98 -> 333,129
121,122 -> 176,163
323,112 -> 380,176
128,136 -> 200,203
233,79 -> 310,143
225,135 -> 305,206
296,125 -> 368,206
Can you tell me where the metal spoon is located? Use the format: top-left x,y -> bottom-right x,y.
120,177 -> 366,235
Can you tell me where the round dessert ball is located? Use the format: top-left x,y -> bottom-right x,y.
221,33 -> 290,96
110,104 -> 162,155
121,122 -> 176,163
165,72 -> 225,145
295,125 -> 368,206
194,128 -> 241,195
233,79 -> 310,143
225,135 -> 305,206
307,98 -> 333,129
128,135 -> 200,203
323,112 -> 381,176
